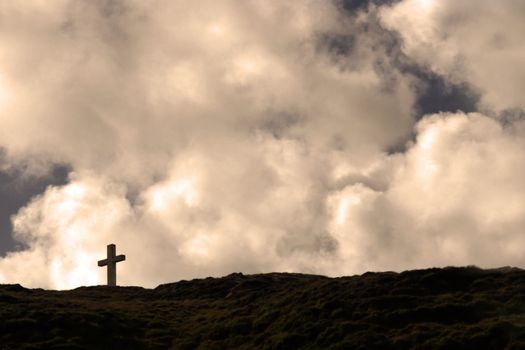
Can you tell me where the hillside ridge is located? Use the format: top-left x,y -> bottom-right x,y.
1,266 -> 525,349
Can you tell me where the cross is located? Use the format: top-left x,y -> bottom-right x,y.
97,244 -> 126,286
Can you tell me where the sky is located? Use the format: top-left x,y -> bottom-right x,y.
0,0 -> 524,289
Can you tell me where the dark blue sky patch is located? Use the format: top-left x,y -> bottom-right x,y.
0,163 -> 69,256
412,72 -> 480,118
385,72 -> 480,155
338,0 -> 400,13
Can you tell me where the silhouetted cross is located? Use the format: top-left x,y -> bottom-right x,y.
98,244 -> 126,286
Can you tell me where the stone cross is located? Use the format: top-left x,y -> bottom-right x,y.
97,244 -> 126,286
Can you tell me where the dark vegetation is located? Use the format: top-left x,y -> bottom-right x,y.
1,266 -> 525,349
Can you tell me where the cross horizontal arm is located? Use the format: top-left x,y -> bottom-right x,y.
115,254 -> 126,262
98,259 -> 108,267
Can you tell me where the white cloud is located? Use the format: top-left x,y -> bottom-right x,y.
1,1 -> 524,289
329,112 -> 525,273
380,0 -> 525,111
1,175 -> 131,289
0,0 -> 418,288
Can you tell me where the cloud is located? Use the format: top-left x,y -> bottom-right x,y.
330,112 -> 525,272
0,0 -> 418,288
0,175 -> 131,289
0,1 -> 524,289
380,0 -> 525,112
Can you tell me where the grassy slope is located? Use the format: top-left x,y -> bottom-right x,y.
1,266 -> 525,349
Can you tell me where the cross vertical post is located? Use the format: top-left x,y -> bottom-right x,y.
97,244 -> 126,286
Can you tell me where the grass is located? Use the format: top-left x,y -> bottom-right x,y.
1,266 -> 525,349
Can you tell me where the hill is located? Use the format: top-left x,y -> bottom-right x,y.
1,266 -> 525,349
